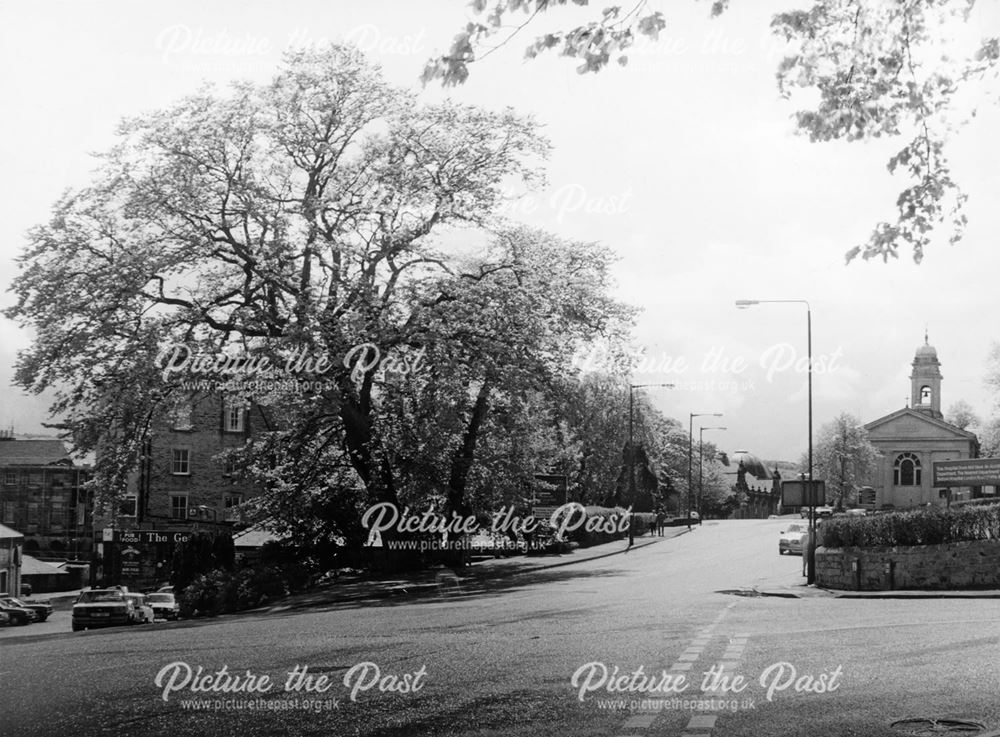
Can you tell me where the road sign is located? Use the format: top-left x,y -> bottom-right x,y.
533,474 -> 568,507
932,458 -> 1000,487
531,506 -> 558,520
781,479 -> 826,507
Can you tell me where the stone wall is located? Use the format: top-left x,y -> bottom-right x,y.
816,540 -> 1000,590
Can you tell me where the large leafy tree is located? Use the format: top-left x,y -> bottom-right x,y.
809,412 -> 881,509
425,0 -> 999,264
946,399 -> 981,430
5,46 -> 632,529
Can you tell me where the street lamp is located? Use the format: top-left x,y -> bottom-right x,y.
629,383 -> 675,546
689,413 -> 722,525
698,426 -> 727,517
736,298 -> 814,583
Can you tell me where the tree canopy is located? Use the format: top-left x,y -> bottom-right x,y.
424,0 -> 1000,264
5,46 -> 637,542
808,412 -> 880,509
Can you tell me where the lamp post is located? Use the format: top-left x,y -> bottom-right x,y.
688,413 -> 722,527
736,298 -> 814,583
698,426 -> 727,517
629,383 -> 675,546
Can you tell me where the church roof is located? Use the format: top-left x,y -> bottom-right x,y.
864,407 -> 978,440
914,332 -> 939,360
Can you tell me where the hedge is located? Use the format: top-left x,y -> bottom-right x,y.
821,504 -> 1000,548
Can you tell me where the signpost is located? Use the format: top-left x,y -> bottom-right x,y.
932,458 -> 1000,488
780,479 -> 826,508
532,473 -> 568,519
531,506 -> 558,520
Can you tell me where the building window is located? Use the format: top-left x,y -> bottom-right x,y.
27,472 -> 41,486
222,456 -> 238,477
920,386 -> 932,405
222,493 -> 243,522
170,401 -> 194,431
3,471 -> 16,485
893,453 -> 922,486
170,495 -> 189,519
119,495 -> 137,517
0,570 -> 7,595
171,448 -> 190,475
224,402 -> 245,433
1,501 -> 14,523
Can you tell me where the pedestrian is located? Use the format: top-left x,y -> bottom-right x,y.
655,511 -> 665,536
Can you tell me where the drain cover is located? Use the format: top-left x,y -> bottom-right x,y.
890,718 -> 986,735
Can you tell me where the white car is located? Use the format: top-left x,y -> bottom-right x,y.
124,593 -> 155,624
779,523 -> 808,556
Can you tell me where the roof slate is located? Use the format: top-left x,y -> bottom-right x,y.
0,440 -> 72,466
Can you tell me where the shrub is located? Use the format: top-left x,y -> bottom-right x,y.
178,569 -> 232,618
561,505 -> 630,548
821,504 -> 1000,548
171,531 -> 235,592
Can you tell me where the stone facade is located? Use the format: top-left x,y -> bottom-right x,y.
0,438 -> 93,559
110,393 -> 260,530
93,392 -> 263,589
816,540 -> 1000,590
864,339 -> 980,509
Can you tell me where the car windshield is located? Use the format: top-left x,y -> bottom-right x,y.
78,591 -> 126,603
147,594 -> 174,603
786,524 -> 805,533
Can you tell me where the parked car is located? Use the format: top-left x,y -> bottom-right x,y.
72,589 -> 133,631
125,593 -> 155,624
0,600 -> 37,626
844,508 -> 868,517
779,522 -> 809,556
146,592 -> 180,621
0,610 -> 9,626
1,596 -> 52,622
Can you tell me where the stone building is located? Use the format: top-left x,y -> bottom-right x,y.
0,435 -> 93,560
93,393 -> 262,588
864,337 -> 979,509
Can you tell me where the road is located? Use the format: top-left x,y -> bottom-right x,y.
3,519 -> 1000,737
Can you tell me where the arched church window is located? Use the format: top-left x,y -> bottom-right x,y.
920,385 -> 932,404
893,453 -> 922,486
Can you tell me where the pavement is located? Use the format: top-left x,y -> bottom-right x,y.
260,526 -> 690,613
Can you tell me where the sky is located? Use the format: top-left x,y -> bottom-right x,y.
1,0 -> 999,462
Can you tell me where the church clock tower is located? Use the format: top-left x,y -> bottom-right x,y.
910,333 -> 943,420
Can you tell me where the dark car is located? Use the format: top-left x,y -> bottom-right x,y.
1,596 -> 52,622
146,592 -> 180,620
0,600 -> 37,626
72,589 -> 133,631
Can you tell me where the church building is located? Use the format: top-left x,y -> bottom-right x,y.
864,336 -> 979,509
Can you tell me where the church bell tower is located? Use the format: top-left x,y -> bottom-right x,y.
910,332 -> 943,419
